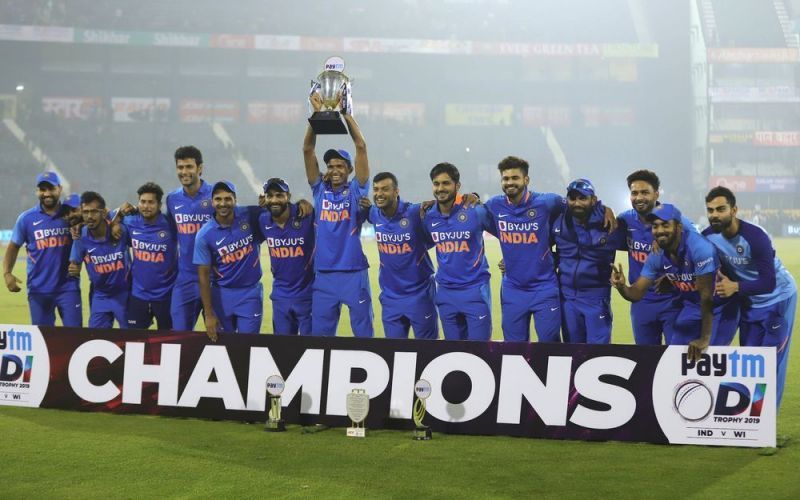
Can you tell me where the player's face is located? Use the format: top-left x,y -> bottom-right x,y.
176,158 -> 202,188
81,200 -> 105,230
431,173 -> 460,204
326,159 -> 350,188
138,193 -> 161,219
212,190 -> 236,218
373,178 -> 398,210
651,219 -> 679,248
629,180 -> 658,215
500,168 -> 529,199
706,196 -> 737,233
567,193 -> 596,218
37,183 -> 61,209
265,189 -> 290,217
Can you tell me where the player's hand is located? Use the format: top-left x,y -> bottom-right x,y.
4,272 -> 21,292
70,223 -> 82,240
67,262 -> 81,278
651,239 -> 661,253
653,275 -> 673,294
609,263 -> 626,289
715,270 -> 739,298
204,314 -> 220,342
419,200 -> 435,217
463,193 -> 481,208
118,202 -> 136,216
687,337 -> 709,362
258,194 -> 267,208
359,197 -> 372,210
310,91 -> 323,113
297,199 -> 314,218
110,221 -> 123,241
498,259 -> 506,275
603,206 -> 618,232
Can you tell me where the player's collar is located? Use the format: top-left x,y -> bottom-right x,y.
504,188 -> 530,207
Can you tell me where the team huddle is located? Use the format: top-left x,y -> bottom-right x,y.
3,103 -> 796,405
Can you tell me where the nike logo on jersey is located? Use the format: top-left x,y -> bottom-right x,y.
263,226 -> 274,231
254,313 -> 262,317
550,307 -> 558,312
32,220 -> 44,226
554,228 -> 561,233
216,237 -> 226,245
431,222 -> 442,227
478,315 -> 487,320
663,264 -> 671,270
358,299 -> 367,304
424,314 -> 433,319
174,205 -> 184,210
771,324 -> 781,330
132,231 -> 143,235
375,224 -> 384,227
87,248 -> 97,254
599,315 -> 606,319
498,214 -> 510,218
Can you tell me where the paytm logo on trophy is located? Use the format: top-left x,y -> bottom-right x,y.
308,56 -> 352,135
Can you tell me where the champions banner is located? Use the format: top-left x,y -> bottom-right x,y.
0,325 -> 775,447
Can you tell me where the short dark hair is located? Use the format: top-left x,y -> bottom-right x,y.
706,186 -> 736,207
497,156 -> 529,176
626,169 -> 660,192
137,182 -> 164,204
429,162 -> 460,183
174,145 -> 203,165
373,172 -> 398,187
80,191 -> 106,209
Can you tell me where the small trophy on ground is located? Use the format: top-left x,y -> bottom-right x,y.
413,379 -> 432,440
346,388 -> 369,438
308,56 -> 352,135
264,374 -> 286,432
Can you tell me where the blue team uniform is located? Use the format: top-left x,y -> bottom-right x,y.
424,196 -> 493,341
122,213 -> 177,330
369,200 -> 438,339
310,176 -> 373,337
703,220 -> 797,407
193,206 -> 264,334
70,224 -> 131,328
166,181 -> 214,331
485,190 -> 563,342
259,204 -> 315,336
11,203 -> 82,326
553,202 -> 624,344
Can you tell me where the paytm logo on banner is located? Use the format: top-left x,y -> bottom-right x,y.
0,325 -> 50,408
653,346 -> 775,448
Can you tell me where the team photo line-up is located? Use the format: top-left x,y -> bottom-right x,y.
4,99 -> 796,401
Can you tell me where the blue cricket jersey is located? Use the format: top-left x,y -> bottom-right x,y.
259,203 -> 315,299
193,206 -> 263,288
166,181 -> 214,282
310,176 -> 369,272
70,224 -> 131,295
122,213 -> 177,301
368,199 -> 435,300
11,203 -> 79,294
641,228 -> 718,305
485,189 -> 562,291
703,220 -> 796,308
423,195 -> 493,288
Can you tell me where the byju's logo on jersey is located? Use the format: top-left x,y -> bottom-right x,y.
0,325 -> 50,408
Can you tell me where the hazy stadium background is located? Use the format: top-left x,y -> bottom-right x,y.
1,1 -> 799,497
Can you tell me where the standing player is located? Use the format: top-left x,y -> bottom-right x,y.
166,146 -> 214,331
611,204 -> 716,361
302,92 -> 373,337
69,192 -> 131,328
259,178 -> 315,336
118,182 -> 177,330
703,186 -> 796,406
194,181 -> 264,339
4,172 -> 82,326
369,172 -> 438,339
424,162 -> 494,341
553,179 -> 623,344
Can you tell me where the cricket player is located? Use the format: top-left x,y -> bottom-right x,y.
302,91 -> 373,337
69,191 -> 131,328
703,186 -> 796,406
194,181 -> 264,339
4,172 -> 82,326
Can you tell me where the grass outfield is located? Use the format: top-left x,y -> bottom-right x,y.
1,239 -> 798,498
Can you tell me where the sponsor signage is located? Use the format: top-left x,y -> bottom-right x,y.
247,101 -> 303,124
708,176 -> 756,192
179,99 -> 239,122
753,131 -> 800,147
111,97 -> 170,122
0,325 -> 775,447
707,48 -> 800,64
709,86 -> 800,103
41,97 -> 103,120
445,104 -> 513,126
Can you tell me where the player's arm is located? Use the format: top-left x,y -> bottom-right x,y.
610,263 -> 652,302
343,113 -> 369,186
67,239 -> 84,278
720,226 -> 776,297
689,273 -> 714,361
3,242 -> 22,292
302,93 -> 323,185
197,265 -> 218,342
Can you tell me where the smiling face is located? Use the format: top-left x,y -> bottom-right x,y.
265,189 -> 290,217
500,167 -> 529,201
629,180 -> 659,216
706,196 -> 737,233
212,189 -> 235,219
567,193 -> 596,219
373,178 -> 399,211
37,183 -> 62,210
651,219 -> 680,249
431,173 -> 459,205
176,158 -> 202,189
326,158 -> 350,188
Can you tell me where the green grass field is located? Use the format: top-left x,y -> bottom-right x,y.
1,239 -> 798,498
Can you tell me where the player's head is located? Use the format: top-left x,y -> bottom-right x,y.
626,169 -> 660,215
566,178 -> 597,219
211,181 -> 236,218
705,186 -> 737,233
430,162 -> 460,204
263,178 -> 291,217
174,145 -> 203,189
497,156 -> 530,200
372,172 -> 399,211
137,182 -> 164,220
323,149 -> 353,189
63,193 -> 81,225
646,203 -> 682,250
36,171 -> 62,210
80,191 -> 106,230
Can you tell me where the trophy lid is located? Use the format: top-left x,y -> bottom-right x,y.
323,56 -> 345,72
266,375 -> 285,396
414,379 -> 432,400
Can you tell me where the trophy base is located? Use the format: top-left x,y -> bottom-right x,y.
264,419 -> 286,432
309,111 -> 349,135
413,426 -> 432,441
346,427 -> 366,438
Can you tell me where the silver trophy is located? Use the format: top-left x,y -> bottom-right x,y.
308,56 -> 352,135
346,388 -> 369,438
264,374 -> 286,432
